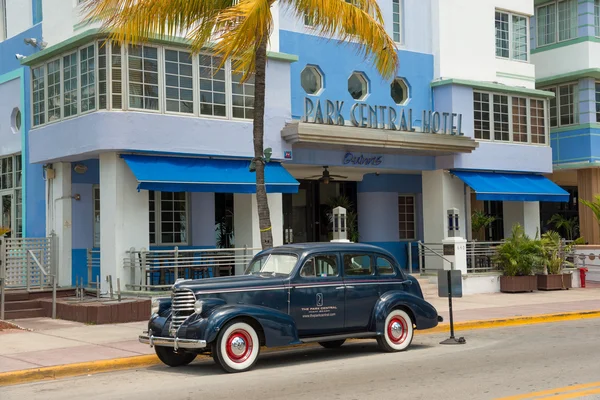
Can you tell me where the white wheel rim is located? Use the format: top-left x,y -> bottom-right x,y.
384,310 -> 413,351
220,322 -> 260,371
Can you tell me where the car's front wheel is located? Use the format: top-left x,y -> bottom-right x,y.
318,339 -> 346,349
376,309 -> 414,352
155,345 -> 197,367
214,320 -> 261,373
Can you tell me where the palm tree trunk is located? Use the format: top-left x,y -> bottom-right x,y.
253,35 -> 273,250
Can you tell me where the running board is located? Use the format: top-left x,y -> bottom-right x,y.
300,332 -> 377,343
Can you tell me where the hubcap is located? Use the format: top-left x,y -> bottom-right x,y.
387,316 -> 408,344
225,329 -> 253,363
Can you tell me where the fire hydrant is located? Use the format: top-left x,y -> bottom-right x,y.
579,267 -> 589,288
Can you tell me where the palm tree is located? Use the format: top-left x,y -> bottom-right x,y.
84,0 -> 398,250
580,195 -> 600,242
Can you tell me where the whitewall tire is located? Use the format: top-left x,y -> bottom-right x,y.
376,309 -> 414,352
215,320 -> 261,373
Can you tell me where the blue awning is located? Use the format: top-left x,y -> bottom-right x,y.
451,170 -> 570,202
121,154 -> 299,194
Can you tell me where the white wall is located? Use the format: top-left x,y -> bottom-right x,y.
533,42 -> 600,80
0,78 -> 21,156
432,0 -> 535,87
5,0 -> 32,39
357,192 -> 399,242
422,170 -> 466,244
190,192 -> 216,247
502,201 -> 541,239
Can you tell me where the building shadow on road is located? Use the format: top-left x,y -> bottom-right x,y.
148,341 -> 434,376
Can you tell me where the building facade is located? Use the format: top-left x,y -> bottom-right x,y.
1,0 -> 569,293
531,0 -> 600,243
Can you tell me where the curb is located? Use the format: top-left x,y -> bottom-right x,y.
1,309 -> 599,387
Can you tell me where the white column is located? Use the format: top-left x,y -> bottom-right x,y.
233,193 -> 283,275
503,201 -> 541,239
422,170 -> 467,271
49,163 -> 73,287
99,153 -> 149,294
357,192 -> 399,243
191,192 -> 216,247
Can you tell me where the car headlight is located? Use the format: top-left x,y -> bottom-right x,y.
151,299 -> 160,315
194,300 -> 203,315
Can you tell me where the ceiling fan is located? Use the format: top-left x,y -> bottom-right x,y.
305,166 -> 348,184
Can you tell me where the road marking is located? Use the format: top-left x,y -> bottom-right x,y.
495,381 -> 600,399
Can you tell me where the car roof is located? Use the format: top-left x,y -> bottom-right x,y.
266,242 -> 398,260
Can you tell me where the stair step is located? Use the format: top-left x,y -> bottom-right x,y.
4,300 -> 41,312
5,308 -> 47,319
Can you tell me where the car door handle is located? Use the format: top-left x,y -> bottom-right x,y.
335,286 -> 345,290
345,285 -> 355,289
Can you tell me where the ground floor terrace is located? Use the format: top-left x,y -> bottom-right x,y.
20,149 -> 571,295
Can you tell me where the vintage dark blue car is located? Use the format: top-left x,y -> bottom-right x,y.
139,243 -> 442,373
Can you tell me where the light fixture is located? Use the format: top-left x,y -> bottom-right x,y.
23,38 -> 47,50
15,54 -> 26,60
74,164 -> 88,174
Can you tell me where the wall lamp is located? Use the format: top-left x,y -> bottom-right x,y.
15,54 -> 26,60
24,38 -> 47,50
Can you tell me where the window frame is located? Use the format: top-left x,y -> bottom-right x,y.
392,0 -> 403,44
1,0 -> 7,42
342,253 -> 375,277
540,83 -> 579,128
298,253 -> 340,279
375,256 -> 398,277
149,190 -> 190,247
536,0 -> 578,48
398,194 -> 417,241
163,46 -> 197,116
595,0 -> 600,37
126,43 -> 161,113
0,154 -> 23,238
495,9 -> 530,62
93,184 -> 100,248
472,90 -> 550,145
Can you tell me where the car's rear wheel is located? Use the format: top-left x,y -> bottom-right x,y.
318,339 -> 346,349
214,320 -> 261,373
376,309 -> 414,352
155,345 -> 197,367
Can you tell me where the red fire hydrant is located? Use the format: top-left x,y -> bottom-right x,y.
579,267 -> 589,288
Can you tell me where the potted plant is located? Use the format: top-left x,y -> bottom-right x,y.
493,224 -> 543,293
547,214 -> 579,241
537,230 -> 585,290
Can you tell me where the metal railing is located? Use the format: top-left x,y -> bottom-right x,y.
86,249 -> 101,291
123,246 -> 261,291
417,240 -> 503,274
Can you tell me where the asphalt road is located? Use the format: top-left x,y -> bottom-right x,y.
4,319 -> 600,400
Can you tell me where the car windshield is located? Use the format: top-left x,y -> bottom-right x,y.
245,254 -> 298,276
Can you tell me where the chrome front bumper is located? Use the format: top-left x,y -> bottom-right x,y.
139,334 -> 207,351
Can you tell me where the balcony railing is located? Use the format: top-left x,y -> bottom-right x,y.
416,241 -> 503,274
123,246 -> 261,291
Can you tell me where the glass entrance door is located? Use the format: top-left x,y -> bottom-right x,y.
1,192 -> 13,238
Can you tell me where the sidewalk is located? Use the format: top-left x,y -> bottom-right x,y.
1,287 -> 599,375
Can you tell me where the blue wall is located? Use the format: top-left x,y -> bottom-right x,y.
551,126 -> 600,166
279,30 -> 434,122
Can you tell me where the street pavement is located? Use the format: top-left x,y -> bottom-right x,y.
3,319 -> 600,400
1,286 -> 600,374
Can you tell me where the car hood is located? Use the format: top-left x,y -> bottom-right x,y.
173,274 -> 286,294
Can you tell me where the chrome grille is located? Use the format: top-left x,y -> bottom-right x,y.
171,288 -> 196,332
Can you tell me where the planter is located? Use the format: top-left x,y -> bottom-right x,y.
537,273 -> 572,291
500,275 -> 537,293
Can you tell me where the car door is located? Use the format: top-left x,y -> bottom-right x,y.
289,253 -> 345,337
342,253 -> 380,331
375,255 -> 403,294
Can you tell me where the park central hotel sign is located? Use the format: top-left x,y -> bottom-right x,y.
302,97 -> 465,136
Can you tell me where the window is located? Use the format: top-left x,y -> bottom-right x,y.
474,92 -> 491,140
199,54 -> 227,117
63,52 -> 78,118
0,154 -> 23,238
300,255 -> 339,277
246,254 -> 298,276
32,66 -> 45,126
348,72 -> 369,100
165,49 -> 194,114
390,77 -> 409,105
495,11 -> 528,61
537,0 -> 577,47
111,43 -> 123,109
98,42 -> 107,109
376,257 -> 396,276
512,96 -> 528,143
473,91 -> 548,144
128,45 -> 159,110
544,83 -> 578,127
10,108 -> 21,134
93,185 -> 100,247
343,254 -> 373,276
1,0 -> 7,41
596,0 -> 600,37
231,69 -> 255,119
149,191 -> 188,245
392,0 -> 402,43
398,195 -> 416,240
47,59 -> 61,122
300,65 -> 323,95
80,44 -> 96,112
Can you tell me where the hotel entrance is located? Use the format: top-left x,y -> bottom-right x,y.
282,180 -> 357,244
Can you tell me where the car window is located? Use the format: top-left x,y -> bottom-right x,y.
376,257 -> 396,276
343,254 -> 373,276
300,255 -> 339,278
245,254 -> 298,276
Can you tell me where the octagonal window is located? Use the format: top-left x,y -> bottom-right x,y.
348,72 -> 369,100
391,78 -> 409,105
301,65 -> 323,95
